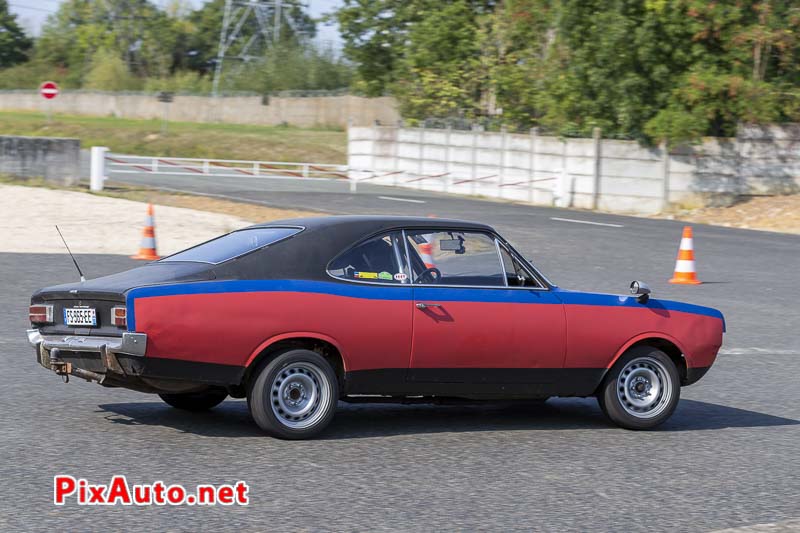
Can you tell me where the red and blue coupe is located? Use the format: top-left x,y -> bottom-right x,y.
28,216 -> 724,439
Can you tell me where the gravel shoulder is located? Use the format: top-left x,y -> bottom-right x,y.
0,183 -> 314,255
657,194 -> 800,234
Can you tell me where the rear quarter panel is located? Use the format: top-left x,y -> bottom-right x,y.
126,280 -> 413,372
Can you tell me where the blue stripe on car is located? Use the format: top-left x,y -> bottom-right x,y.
125,279 -> 723,331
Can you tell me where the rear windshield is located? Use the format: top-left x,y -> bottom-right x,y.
161,227 -> 302,264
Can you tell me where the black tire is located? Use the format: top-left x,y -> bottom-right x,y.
597,346 -> 680,430
247,349 -> 339,440
159,388 -> 228,411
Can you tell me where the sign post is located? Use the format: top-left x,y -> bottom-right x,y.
39,81 -> 59,123
157,91 -> 174,135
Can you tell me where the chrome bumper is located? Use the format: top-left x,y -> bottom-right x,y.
26,329 -> 147,357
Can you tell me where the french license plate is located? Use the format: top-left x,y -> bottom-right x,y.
64,307 -> 97,326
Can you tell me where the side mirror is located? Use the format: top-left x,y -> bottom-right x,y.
630,280 -> 651,303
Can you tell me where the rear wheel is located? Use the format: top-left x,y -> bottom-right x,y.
159,388 -> 228,411
597,346 -> 680,430
247,349 -> 339,440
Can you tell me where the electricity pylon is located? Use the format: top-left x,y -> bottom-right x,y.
211,0 -> 308,97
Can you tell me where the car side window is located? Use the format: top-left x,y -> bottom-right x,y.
405,230 -> 505,286
328,232 -> 409,284
499,246 -> 541,288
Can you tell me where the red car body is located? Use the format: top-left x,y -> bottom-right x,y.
29,216 -> 724,402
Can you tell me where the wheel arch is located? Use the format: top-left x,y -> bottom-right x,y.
607,333 -> 689,385
242,332 -> 348,390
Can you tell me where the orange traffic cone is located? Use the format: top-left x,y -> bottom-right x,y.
419,240 -> 436,268
131,204 -> 160,260
669,226 -> 701,285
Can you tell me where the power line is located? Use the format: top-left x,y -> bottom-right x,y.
211,0 -> 310,97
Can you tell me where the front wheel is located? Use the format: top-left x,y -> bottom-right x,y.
597,346 -> 680,430
159,388 -> 228,411
247,349 -> 339,440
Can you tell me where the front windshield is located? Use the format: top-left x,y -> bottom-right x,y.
160,227 -> 302,264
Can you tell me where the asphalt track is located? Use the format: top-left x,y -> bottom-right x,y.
1,171 -> 799,531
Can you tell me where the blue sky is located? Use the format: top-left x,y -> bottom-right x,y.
9,0 -> 344,46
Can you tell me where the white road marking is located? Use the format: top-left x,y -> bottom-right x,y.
719,348 -> 799,355
378,196 -> 426,204
710,518 -> 800,532
550,217 -> 624,228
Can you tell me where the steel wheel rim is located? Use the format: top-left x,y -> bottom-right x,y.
616,357 -> 673,419
270,362 -> 330,429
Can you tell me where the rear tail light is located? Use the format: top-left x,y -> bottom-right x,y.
29,304 -> 54,324
111,306 -> 127,327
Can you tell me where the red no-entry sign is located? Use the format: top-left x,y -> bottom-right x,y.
40,81 -> 59,100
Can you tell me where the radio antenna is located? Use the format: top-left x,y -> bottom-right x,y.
55,225 -> 86,282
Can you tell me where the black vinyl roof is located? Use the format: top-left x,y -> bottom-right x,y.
219,215 -> 498,281
33,216 -> 501,296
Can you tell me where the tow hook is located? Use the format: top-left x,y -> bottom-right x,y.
49,348 -> 105,384
50,360 -> 72,382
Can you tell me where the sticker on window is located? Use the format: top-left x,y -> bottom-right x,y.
378,272 -> 393,280
354,271 -> 378,279
394,273 -> 408,281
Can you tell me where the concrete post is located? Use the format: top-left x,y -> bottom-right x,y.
661,140 -> 670,211
89,146 -> 109,192
444,125 -> 452,193
346,118 -> 357,193
418,124 -> 425,187
161,101 -> 170,135
499,126 -> 508,198
529,127 -> 538,204
592,127 -> 602,210
470,125 -> 478,195
555,139 -> 569,208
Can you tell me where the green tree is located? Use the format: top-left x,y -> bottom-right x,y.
225,42 -> 352,94
479,0 -> 558,127
337,0 -> 800,142
83,48 -> 141,91
0,0 -> 32,68
645,0 -> 800,142
335,0 -> 434,96
392,0 -> 489,120
35,0 -> 183,84
527,0 -> 703,139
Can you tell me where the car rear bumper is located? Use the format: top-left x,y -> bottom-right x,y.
27,328 -> 243,392
27,329 -> 147,357
27,328 -> 149,385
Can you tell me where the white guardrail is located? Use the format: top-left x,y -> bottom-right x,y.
89,146 -> 564,204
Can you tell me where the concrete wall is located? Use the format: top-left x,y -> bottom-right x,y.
0,91 -> 400,129
348,125 -> 800,214
0,135 -> 80,185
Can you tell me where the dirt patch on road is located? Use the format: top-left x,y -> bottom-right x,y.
658,194 -> 800,234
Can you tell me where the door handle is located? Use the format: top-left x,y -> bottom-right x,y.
416,302 -> 441,309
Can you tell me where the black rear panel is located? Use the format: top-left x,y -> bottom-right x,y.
30,262 -> 217,336
35,294 -> 127,337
